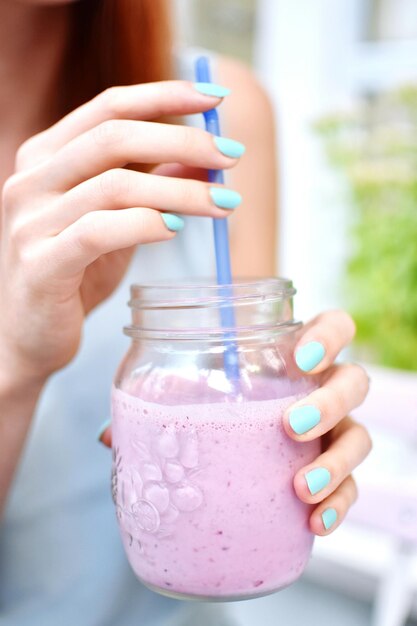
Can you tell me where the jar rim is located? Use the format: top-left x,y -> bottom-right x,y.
128,277 -> 296,310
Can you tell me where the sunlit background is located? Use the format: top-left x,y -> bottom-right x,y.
175,1 -> 417,625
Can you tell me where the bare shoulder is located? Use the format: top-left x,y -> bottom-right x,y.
216,55 -> 274,140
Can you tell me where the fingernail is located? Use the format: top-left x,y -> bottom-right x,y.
209,187 -> 242,210
305,467 -> 331,495
289,405 -> 321,435
194,82 -> 231,98
214,136 -> 246,159
295,341 -> 325,372
161,213 -> 185,232
96,418 -> 111,442
322,507 -> 338,530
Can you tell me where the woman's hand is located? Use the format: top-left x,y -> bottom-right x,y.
284,309 -> 372,535
0,81 -> 244,385
99,309 -> 372,537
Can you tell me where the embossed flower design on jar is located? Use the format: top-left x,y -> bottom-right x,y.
113,423 -> 204,541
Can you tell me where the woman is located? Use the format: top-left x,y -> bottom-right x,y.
0,1 -> 371,624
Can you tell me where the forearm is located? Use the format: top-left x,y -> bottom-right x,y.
0,365 -> 44,516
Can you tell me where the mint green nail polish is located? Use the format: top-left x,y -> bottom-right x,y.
305,467 -> 331,495
214,136 -> 246,159
96,418 -> 111,442
295,341 -> 325,372
289,405 -> 321,435
322,507 -> 338,530
194,82 -> 231,98
161,213 -> 185,232
209,187 -> 242,210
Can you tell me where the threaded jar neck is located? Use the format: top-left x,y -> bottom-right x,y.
124,278 -> 300,341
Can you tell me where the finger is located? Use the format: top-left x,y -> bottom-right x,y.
39,120 -> 245,190
293,416 -> 372,504
152,163 -> 209,182
99,427 -> 112,448
49,207 -> 182,278
310,475 -> 358,536
284,363 -> 369,441
294,309 -> 356,374
45,169 -> 240,232
16,81 -> 229,170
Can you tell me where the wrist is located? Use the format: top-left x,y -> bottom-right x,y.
0,345 -> 47,406
0,369 -> 45,430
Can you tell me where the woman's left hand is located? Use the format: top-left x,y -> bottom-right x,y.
99,308 -> 372,536
285,309 -> 372,535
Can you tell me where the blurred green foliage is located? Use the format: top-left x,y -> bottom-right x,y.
316,86 -> 417,370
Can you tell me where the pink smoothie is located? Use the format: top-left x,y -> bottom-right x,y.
111,379 -> 319,600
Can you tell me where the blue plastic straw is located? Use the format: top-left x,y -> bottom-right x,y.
195,56 -> 240,382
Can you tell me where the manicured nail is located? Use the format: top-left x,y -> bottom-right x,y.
322,507 -> 338,530
194,82 -> 231,98
295,341 -> 325,372
289,405 -> 321,435
214,136 -> 246,159
209,187 -> 242,210
161,213 -> 185,232
305,467 -> 331,495
96,418 -> 111,442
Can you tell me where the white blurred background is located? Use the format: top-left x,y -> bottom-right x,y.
174,1 -> 417,625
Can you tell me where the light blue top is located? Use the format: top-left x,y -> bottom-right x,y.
0,50 -> 234,626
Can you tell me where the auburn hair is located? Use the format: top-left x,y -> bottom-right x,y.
60,0 -> 173,115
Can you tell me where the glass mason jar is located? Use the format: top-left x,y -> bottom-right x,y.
111,278 -> 320,601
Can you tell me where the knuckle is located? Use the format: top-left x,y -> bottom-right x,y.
92,119 -> 123,147
72,213 -> 98,253
15,142 -> 31,170
15,138 -> 37,170
133,208 -> 149,234
341,476 -> 357,509
334,309 -> 356,337
313,311 -> 328,326
2,172 -> 28,209
345,418 -> 373,456
348,476 -> 359,504
326,450 -> 349,481
315,309 -> 356,339
15,134 -> 50,171
178,178 -> 195,208
2,174 -> 22,205
9,216 -> 34,246
339,486 -> 351,511
16,240 -> 41,269
326,385 -> 347,418
356,422 -> 373,455
353,363 -> 371,395
98,168 -> 132,200
336,454 -> 350,479
180,126 -> 195,154
99,86 -> 125,118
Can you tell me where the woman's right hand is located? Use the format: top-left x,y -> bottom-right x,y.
0,81 -> 244,386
